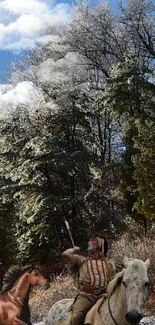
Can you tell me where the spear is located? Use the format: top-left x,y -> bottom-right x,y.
64,219 -> 75,247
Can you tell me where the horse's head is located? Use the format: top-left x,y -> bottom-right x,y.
29,269 -> 49,289
107,256 -> 150,325
123,256 -> 150,324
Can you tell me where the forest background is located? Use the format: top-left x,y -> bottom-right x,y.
1,0 -> 155,281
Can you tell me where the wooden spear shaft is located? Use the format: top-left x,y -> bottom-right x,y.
64,219 -> 75,247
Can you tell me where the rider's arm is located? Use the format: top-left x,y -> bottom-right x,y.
62,246 -> 81,265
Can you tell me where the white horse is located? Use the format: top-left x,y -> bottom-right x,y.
46,257 -> 150,325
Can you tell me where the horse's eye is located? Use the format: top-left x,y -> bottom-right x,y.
122,281 -> 127,288
144,281 -> 150,287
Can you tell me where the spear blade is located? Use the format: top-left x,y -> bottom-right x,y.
64,219 -> 75,247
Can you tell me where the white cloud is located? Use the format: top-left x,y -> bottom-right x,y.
0,0 -> 71,51
0,81 -> 43,118
0,0 -> 49,15
0,80 -> 59,118
0,1 -> 73,117
0,81 -> 39,104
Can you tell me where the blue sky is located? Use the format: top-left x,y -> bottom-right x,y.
0,0 -> 118,83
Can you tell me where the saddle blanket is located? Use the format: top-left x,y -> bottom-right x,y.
56,296 -> 105,325
84,297 -> 105,325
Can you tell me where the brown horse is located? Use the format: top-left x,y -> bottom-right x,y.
0,268 -> 48,325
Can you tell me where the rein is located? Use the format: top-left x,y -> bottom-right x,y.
108,295 -> 120,325
107,273 -> 124,325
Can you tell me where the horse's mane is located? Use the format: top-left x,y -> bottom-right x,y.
107,268 -> 125,296
1,265 -> 33,293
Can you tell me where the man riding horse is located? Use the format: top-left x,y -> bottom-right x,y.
61,234 -> 116,325
47,256 -> 150,325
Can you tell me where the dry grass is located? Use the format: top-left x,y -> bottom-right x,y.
29,227 -> 155,323
110,234 -> 155,271
30,276 -> 76,323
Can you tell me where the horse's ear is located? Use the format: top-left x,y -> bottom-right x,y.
123,256 -> 134,267
32,263 -> 40,270
145,259 -> 150,269
123,256 -> 129,267
107,269 -> 125,296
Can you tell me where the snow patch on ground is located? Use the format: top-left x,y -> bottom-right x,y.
140,316 -> 155,324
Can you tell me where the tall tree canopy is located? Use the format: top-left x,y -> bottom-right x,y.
1,0 -> 155,270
